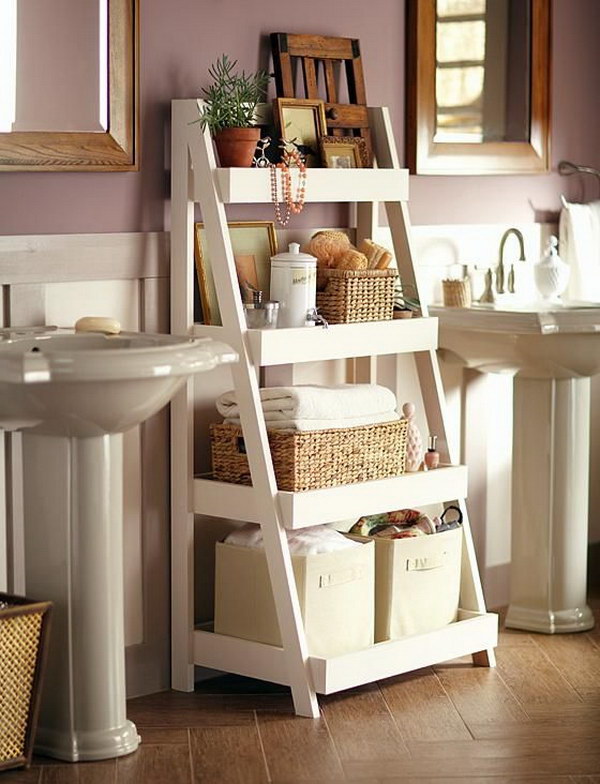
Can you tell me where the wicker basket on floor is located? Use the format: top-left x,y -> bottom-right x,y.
210,419 -> 408,492
316,268 -> 398,323
0,593 -> 52,772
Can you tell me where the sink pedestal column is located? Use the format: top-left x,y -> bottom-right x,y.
506,376 -> 595,633
22,432 -> 139,762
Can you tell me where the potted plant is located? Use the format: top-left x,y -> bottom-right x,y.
393,281 -> 421,319
199,55 -> 270,167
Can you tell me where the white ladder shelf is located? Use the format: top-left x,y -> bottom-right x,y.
170,99 -> 498,718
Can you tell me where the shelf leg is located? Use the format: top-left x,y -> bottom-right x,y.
170,101 -> 197,692
414,349 -> 496,668
472,649 -> 496,667
258,519 -> 319,718
385,195 -> 496,668
226,363 -> 319,718
187,109 -> 320,717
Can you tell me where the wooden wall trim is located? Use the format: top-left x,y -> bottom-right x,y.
0,232 -> 168,283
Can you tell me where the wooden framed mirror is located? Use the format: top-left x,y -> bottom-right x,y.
406,0 -> 550,175
0,0 -> 138,171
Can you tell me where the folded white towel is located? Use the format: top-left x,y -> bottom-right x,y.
216,384 -> 398,421
224,523 -> 362,555
559,200 -> 600,302
223,411 -> 400,431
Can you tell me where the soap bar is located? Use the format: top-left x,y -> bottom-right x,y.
74,316 -> 121,335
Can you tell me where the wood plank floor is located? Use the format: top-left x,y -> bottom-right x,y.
5,587 -> 599,783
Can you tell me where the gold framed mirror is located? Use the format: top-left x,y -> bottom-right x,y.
0,0 -> 138,171
406,0 -> 550,175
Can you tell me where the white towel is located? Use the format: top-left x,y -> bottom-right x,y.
223,411 -> 400,431
224,523 -> 362,555
559,200 -> 600,302
216,384 -> 398,422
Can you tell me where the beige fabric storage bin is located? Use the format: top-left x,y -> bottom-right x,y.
214,539 -> 374,657
352,527 -> 462,641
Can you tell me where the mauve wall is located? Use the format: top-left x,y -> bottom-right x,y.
0,0 -> 599,235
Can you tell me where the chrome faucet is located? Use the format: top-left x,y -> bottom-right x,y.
497,228 -> 526,294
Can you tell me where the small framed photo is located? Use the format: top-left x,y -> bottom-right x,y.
320,136 -> 370,169
273,98 -> 327,167
194,221 -> 278,325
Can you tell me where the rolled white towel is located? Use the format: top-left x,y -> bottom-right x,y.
223,411 -> 400,431
216,384 -> 398,421
559,200 -> 600,302
224,523 -> 362,555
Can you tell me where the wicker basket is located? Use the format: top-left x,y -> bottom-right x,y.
442,278 -> 472,308
316,268 -> 398,324
210,419 -> 408,492
0,593 -> 52,771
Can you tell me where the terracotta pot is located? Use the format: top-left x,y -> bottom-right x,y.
214,127 -> 260,167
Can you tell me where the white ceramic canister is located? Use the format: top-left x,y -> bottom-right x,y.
269,243 -> 317,328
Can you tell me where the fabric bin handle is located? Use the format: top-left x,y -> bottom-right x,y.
404,552 -> 449,572
319,565 -> 366,588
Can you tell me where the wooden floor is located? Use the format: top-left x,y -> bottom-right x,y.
5,590 -> 600,783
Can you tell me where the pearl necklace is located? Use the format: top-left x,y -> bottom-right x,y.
269,148 -> 307,227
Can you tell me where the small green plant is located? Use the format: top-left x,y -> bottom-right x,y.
394,280 -> 420,312
199,55 -> 270,134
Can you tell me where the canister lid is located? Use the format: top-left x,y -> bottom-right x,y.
270,242 -> 316,264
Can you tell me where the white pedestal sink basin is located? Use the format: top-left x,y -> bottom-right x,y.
430,303 -> 600,634
0,326 -> 236,761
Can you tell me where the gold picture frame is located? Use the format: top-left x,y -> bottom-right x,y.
320,136 -> 369,169
273,97 -> 327,167
194,221 -> 278,326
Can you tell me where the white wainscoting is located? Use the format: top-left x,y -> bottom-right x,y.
0,232 -> 169,698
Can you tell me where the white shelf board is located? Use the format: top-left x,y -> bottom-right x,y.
192,610 -> 498,695
278,465 -> 467,528
205,167 -> 409,204
193,465 -> 467,528
194,479 -> 262,523
246,318 -> 438,366
310,610 -> 498,694
194,627 -> 289,686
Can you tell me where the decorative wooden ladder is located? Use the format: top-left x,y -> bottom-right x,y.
170,98 -> 497,718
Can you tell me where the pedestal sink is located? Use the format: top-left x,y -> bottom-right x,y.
0,326 -> 236,761
430,303 -> 600,634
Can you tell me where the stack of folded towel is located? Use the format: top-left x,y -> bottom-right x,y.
224,523 -> 362,554
216,384 -> 399,432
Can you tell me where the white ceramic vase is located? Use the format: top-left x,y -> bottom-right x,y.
534,235 -> 570,300
402,402 -> 423,472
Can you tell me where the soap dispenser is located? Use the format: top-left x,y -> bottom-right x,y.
534,236 -> 570,301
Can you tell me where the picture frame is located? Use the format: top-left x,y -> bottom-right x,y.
320,136 -> 370,169
194,221 -> 278,326
273,97 -> 327,167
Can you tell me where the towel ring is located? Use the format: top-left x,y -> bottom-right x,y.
559,160 -> 600,205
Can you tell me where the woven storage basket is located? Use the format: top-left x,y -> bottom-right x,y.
442,278 -> 472,308
0,594 -> 52,771
210,419 -> 408,492
316,268 -> 398,323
